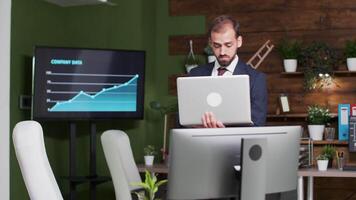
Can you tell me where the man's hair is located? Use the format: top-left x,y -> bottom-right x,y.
208,15 -> 240,38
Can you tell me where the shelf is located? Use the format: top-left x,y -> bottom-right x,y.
267,113 -> 338,119
281,71 -> 356,75
281,72 -> 303,75
300,140 -> 348,145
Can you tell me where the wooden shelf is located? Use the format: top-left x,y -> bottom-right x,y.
281,72 -> 303,75
267,113 -> 338,119
281,71 -> 356,75
300,140 -> 348,145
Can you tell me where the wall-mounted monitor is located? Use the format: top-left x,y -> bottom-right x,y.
32,46 -> 145,120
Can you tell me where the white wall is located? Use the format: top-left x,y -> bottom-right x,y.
0,0 -> 11,199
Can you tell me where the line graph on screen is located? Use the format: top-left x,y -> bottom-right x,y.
45,71 -> 138,112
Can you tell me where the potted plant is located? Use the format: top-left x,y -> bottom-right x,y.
307,105 -> 331,140
276,38 -> 301,72
345,39 -> 356,71
316,154 -> 329,171
300,42 -> 337,90
204,45 -> 216,63
321,145 -> 336,168
144,145 -> 157,166
132,170 -> 168,200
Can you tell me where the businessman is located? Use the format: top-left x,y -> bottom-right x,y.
189,15 -> 268,127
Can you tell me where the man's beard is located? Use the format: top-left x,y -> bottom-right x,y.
217,55 -> 234,67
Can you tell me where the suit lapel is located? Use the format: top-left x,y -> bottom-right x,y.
204,63 -> 215,75
233,60 -> 246,75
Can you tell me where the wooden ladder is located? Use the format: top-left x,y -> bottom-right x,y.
247,40 -> 274,69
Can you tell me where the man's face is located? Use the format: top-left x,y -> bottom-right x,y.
209,24 -> 242,67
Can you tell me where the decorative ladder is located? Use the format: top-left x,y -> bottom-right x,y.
247,40 -> 274,69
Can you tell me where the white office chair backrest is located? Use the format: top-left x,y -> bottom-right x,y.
13,120 -> 63,200
101,130 -> 142,200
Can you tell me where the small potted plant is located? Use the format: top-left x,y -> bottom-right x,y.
316,154 -> 329,171
132,170 -> 168,200
345,39 -> 356,71
300,42 -> 337,90
204,45 -> 216,63
307,105 -> 331,140
276,38 -> 301,72
321,145 -> 336,168
144,145 -> 157,166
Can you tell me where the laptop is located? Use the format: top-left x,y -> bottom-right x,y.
177,75 -> 252,126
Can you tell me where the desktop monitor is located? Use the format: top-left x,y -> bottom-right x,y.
167,126 -> 301,200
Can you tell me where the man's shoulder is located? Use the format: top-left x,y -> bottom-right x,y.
238,61 -> 266,78
188,63 -> 214,76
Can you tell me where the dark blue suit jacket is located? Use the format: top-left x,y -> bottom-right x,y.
189,60 -> 268,126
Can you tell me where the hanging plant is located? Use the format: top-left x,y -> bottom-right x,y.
300,42 -> 337,90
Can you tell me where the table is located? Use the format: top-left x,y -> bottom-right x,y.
137,163 -> 169,174
137,164 -> 356,200
297,168 -> 356,200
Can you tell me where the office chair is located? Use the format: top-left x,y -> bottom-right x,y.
12,120 -> 63,200
101,130 -> 143,200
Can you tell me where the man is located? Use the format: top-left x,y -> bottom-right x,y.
189,15 -> 268,128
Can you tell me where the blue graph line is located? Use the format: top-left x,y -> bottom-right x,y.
49,75 -> 138,112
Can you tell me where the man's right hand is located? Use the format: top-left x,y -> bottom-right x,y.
201,112 -> 225,128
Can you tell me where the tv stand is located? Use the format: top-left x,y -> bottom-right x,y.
65,122 -> 111,200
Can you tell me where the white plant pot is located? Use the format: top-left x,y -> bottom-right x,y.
185,64 -> 198,73
207,55 -> 216,63
347,58 -> 356,71
144,155 -> 154,166
308,125 -> 325,141
283,59 -> 297,72
317,160 -> 329,171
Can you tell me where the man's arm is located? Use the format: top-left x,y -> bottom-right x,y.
250,73 -> 268,126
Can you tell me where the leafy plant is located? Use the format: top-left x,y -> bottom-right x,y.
276,38 -> 302,59
345,39 -> 356,58
204,45 -> 214,56
144,145 -> 157,156
316,154 -> 329,160
132,170 -> 168,200
321,145 -> 336,160
300,42 -> 337,90
307,105 -> 331,125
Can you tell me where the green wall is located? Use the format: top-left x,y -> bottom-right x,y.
10,0 -> 204,199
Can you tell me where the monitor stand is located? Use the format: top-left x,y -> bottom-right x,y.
239,138 -> 267,200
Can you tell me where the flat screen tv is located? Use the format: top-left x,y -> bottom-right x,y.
32,46 -> 145,120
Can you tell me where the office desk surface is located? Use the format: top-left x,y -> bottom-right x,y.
137,164 -> 169,174
138,164 -> 356,177
298,168 -> 356,177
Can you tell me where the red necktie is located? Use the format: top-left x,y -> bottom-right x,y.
217,67 -> 227,76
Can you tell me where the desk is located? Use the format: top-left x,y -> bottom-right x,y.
137,164 -> 169,174
138,164 -> 356,200
297,168 -> 356,200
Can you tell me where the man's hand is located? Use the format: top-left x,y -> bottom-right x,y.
202,112 -> 225,128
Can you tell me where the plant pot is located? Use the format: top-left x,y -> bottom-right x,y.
317,160 -> 329,171
347,58 -> 356,71
144,155 -> 154,166
207,55 -> 216,63
308,125 -> 325,141
283,59 -> 297,72
185,64 -> 198,73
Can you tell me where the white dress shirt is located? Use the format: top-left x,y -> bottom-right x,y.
211,55 -> 239,76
